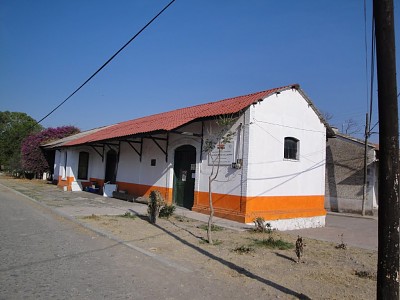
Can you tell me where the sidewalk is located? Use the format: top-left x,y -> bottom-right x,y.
0,176 -> 252,232
0,176 -> 377,250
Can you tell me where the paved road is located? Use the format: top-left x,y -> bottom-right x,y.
287,213 -> 378,251
1,185 -> 282,299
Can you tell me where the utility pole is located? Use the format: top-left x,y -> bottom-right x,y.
374,0 -> 399,298
362,113 -> 369,216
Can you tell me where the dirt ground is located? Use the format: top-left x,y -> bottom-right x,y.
79,212 -> 377,299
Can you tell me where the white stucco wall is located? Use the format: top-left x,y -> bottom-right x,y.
246,89 -> 326,197
116,118 -> 246,196
56,146 -> 105,185
89,147 -> 106,180
53,150 -> 61,179
117,136 -> 172,188
197,117 -> 245,196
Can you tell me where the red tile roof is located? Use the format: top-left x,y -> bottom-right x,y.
65,84 -> 298,146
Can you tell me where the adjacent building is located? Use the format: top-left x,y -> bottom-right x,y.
325,131 -> 379,215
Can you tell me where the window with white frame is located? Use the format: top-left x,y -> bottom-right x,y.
77,151 -> 89,180
284,137 -> 299,160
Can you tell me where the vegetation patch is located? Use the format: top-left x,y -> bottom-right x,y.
233,245 -> 255,254
174,215 -> 191,223
200,238 -> 222,245
252,237 -> 294,250
354,270 -> 376,280
82,214 -> 101,220
159,204 -> 176,219
335,233 -> 347,249
198,224 -> 224,232
118,212 -> 136,219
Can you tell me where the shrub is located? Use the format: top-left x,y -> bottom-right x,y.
252,237 -> 294,250
147,190 -> 164,224
233,245 -> 255,254
159,204 -> 176,219
118,212 -> 136,219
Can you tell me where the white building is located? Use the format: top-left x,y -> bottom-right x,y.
43,84 -> 334,230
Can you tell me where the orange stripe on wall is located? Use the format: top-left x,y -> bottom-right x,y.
56,177 -> 325,224
57,176 -> 74,191
116,181 -> 172,203
193,192 -> 326,223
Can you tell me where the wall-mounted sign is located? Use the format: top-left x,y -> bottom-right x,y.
181,170 -> 187,182
208,142 -> 234,166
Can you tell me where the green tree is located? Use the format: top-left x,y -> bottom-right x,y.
0,111 -> 42,174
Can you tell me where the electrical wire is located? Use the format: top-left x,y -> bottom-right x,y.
252,118 -> 326,134
36,0 -> 176,125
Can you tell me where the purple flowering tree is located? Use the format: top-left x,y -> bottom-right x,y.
21,126 -> 80,179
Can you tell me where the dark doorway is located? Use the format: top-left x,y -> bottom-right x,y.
105,149 -> 117,184
173,145 -> 196,209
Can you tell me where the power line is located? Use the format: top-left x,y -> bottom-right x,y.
36,0 -> 176,125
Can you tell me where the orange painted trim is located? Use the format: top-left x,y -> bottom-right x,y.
57,176 -> 74,191
116,181 -> 173,204
55,176 -> 325,224
193,191 -> 326,223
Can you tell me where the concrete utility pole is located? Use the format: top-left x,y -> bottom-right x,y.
374,0 -> 399,298
362,113 -> 369,216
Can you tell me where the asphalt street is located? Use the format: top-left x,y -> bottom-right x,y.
0,184 -> 267,299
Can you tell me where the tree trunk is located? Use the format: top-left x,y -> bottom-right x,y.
207,175 -> 214,245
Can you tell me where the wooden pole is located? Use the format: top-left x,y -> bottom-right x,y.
374,0 -> 399,298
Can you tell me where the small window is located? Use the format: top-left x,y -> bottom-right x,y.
151,159 -> 156,166
284,137 -> 299,160
78,152 -> 89,180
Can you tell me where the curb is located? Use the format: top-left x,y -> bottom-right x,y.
327,211 -> 378,221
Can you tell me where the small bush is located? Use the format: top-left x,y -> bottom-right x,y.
252,217 -> 274,234
253,237 -> 294,250
198,224 -> 224,232
335,233 -> 347,249
147,190 -> 165,224
159,204 -> 176,219
354,270 -> 376,280
233,245 -> 255,254
118,212 -> 136,219
82,214 -> 100,220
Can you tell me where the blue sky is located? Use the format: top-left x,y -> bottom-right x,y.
1,1 -> 399,142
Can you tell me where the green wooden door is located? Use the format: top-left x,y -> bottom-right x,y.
173,145 -> 196,209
